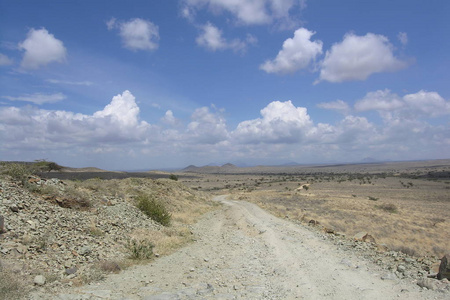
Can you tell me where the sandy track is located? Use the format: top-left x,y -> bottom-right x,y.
34,195 -> 445,299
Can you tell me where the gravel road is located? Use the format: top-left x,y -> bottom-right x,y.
33,195 -> 446,299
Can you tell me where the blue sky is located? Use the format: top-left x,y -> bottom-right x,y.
0,0 -> 449,170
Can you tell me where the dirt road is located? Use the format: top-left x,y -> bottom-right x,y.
34,196 -> 446,299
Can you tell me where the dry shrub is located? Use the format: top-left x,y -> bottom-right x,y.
376,203 -> 398,213
96,260 -> 122,273
126,239 -> 154,260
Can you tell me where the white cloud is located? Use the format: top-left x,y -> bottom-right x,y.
1,90 -> 448,168
0,91 -> 151,151
355,89 -> 450,119
18,28 -> 67,69
233,100 -> 313,143
161,110 -> 181,127
106,18 -> 117,30
398,32 -> 408,46
187,106 -> 229,143
196,22 -> 256,52
260,27 -> 322,74
318,33 -> 407,83
403,90 -> 450,118
0,53 -> 13,66
93,90 -> 142,127
2,93 -> 66,105
183,0 -> 304,27
108,18 -> 159,51
46,79 -> 93,86
354,89 -> 404,112
317,99 -> 351,115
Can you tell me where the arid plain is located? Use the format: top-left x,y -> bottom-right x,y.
179,159 -> 450,258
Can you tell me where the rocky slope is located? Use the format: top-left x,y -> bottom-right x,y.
0,176 -> 212,299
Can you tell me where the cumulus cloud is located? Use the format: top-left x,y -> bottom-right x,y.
233,100 -> 313,143
187,106 -> 229,143
260,27 -> 322,74
18,28 -> 67,69
0,91 -> 151,152
355,89 -> 450,119
161,110 -> 181,127
1,89 -> 448,168
0,53 -> 13,66
317,33 -> 407,83
182,0 -> 304,27
93,90 -> 143,128
354,89 -> 403,112
317,99 -> 351,115
196,22 -> 256,52
108,18 -> 159,51
2,92 -> 66,105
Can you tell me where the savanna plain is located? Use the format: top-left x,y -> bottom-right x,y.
1,159 -> 449,299
180,160 -> 450,258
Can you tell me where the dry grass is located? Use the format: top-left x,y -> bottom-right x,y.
230,177 -> 449,257
180,164 -> 450,258
130,226 -> 193,257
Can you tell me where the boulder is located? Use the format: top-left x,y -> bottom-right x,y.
34,275 -> 46,286
353,232 -> 376,243
417,278 -> 437,290
308,220 -> 319,226
353,232 -> 367,240
437,254 -> 450,280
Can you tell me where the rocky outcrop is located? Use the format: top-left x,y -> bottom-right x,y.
438,254 -> 450,280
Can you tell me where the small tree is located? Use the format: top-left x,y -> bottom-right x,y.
33,160 -> 62,172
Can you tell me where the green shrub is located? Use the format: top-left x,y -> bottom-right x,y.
136,194 -> 171,226
169,174 -> 178,181
126,239 -> 154,259
368,196 -> 379,201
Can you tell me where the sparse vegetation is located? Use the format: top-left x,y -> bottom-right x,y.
126,238 -> 155,259
180,161 -> 449,258
0,162 -> 30,183
375,203 -> 398,213
136,193 -> 172,226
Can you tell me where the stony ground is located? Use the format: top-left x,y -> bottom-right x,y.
0,175 -> 212,299
30,196 -> 449,300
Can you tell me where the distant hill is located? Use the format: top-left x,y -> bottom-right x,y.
360,157 -> 380,164
182,163 -> 238,173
